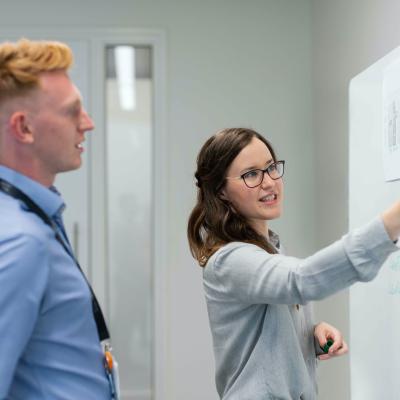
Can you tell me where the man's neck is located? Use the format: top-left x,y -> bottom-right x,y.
0,160 -> 54,187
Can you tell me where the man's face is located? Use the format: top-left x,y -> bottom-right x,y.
27,70 -> 94,183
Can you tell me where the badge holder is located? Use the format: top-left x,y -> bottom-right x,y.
104,342 -> 121,400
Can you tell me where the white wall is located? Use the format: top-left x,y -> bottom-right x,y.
0,1 -> 314,399
312,1 -> 400,399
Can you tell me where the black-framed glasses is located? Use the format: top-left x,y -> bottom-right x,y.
226,160 -> 285,188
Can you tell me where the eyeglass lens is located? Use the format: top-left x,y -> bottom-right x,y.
243,161 -> 284,188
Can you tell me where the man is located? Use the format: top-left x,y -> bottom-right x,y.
0,39 -> 113,399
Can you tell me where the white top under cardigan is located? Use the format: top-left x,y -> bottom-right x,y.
203,217 -> 398,400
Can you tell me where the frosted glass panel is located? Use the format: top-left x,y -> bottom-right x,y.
106,46 -> 153,400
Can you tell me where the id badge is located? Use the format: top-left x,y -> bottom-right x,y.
104,344 -> 121,399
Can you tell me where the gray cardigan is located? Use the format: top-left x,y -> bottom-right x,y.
203,218 -> 398,399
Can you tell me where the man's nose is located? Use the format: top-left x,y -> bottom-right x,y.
80,109 -> 95,132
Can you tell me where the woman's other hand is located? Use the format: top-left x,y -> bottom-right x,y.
314,321 -> 349,361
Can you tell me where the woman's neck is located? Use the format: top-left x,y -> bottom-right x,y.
250,219 -> 269,238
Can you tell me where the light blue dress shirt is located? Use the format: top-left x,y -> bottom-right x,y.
0,166 -> 111,400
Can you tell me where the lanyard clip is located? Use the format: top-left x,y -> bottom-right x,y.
105,349 -> 114,372
102,341 -> 120,399
102,341 -> 114,371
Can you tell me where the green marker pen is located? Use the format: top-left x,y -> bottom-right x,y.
322,339 -> 334,353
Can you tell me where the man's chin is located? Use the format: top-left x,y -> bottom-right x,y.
60,161 -> 82,173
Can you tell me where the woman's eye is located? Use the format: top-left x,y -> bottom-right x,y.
268,164 -> 277,172
244,170 -> 259,179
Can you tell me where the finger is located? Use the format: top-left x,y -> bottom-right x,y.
330,341 -> 349,356
329,341 -> 341,353
333,348 -> 348,357
315,330 -> 327,346
318,354 -> 331,361
342,340 -> 349,353
316,329 -> 334,347
328,334 -> 343,353
335,341 -> 349,355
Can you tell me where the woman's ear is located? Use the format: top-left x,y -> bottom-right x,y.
219,189 -> 228,202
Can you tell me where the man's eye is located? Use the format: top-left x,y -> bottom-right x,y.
70,107 -> 80,116
65,104 -> 82,117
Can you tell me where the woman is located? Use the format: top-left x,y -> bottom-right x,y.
187,128 -> 400,400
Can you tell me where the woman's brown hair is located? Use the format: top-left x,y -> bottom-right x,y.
187,127 -> 279,267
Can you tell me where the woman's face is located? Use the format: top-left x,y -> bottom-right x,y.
221,137 -> 283,235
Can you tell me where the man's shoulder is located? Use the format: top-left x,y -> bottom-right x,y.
0,192 -> 52,242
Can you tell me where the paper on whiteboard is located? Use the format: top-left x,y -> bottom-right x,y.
383,60 -> 400,181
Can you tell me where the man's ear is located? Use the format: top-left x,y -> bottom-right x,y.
9,111 -> 34,144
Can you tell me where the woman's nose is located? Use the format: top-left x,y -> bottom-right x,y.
260,171 -> 275,188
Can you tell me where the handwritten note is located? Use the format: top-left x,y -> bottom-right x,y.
383,60 -> 400,181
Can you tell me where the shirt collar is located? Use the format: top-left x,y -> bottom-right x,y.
0,166 -> 65,218
268,229 -> 281,250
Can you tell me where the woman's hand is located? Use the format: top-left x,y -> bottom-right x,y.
382,201 -> 400,241
314,321 -> 348,361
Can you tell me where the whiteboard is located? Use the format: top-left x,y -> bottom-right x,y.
349,47 -> 400,399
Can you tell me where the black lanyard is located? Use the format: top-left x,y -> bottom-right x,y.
0,178 -> 110,342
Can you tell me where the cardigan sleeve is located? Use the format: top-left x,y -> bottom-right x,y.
208,217 -> 398,305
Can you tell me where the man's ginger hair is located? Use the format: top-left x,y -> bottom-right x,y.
0,38 -> 73,102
